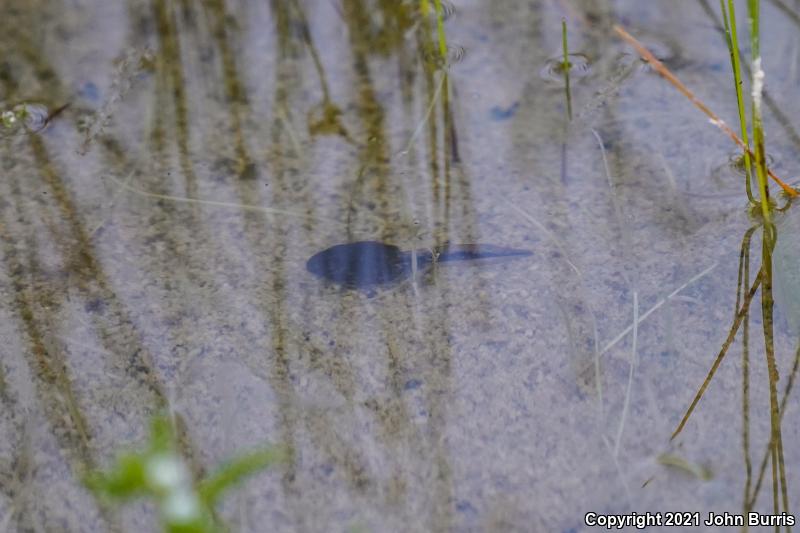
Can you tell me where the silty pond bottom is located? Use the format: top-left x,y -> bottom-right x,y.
1,0 -> 800,532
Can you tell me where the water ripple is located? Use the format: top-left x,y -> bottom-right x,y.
539,53 -> 592,84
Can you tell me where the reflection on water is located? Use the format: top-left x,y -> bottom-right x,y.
1,0 -> 800,531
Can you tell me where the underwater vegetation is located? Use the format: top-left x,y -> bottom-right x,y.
0,101 -> 68,136
612,0 -> 800,523
85,415 -> 287,533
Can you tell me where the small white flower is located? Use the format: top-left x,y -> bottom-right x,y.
163,487 -> 202,524
2,110 -> 17,127
145,453 -> 190,492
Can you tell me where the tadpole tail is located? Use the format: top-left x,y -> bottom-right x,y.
431,244 -> 533,263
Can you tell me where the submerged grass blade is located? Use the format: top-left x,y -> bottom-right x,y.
748,340 -> 800,510
658,453 -> 714,480
599,263 -> 717,357
757,224 -> 789,516
671,268 -> 763,440
614,291 -> 638,458
399,70 -> 446,155
106,172 -> 337,223
738,227 -> 756,510
506,201 -> 604,407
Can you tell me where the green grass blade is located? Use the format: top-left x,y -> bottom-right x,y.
720,0 -> 755,202
198,446 -> 289,505
432,0 -> 448,60
747,0 -> 771,221
562,18 -> 573,120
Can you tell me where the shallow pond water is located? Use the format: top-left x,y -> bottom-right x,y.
2,0 -> 800,531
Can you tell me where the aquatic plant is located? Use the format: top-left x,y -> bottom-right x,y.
612,25 -> 797,200
420,0 -> 448,61
0,102 -> 57,135
745,0 -> 772,222
85,415 -> 288,533
561,18 -> 573,120
719,0 -> 754,203
615,5 -> 798,520
1,106 -> 23,129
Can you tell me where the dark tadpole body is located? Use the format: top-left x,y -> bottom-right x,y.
306,241 -> 532,289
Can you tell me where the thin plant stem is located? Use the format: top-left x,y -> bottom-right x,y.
505,202 -> 603,410
599,263 -> 718,357
562,18 -> 573,120
748,340 -> 800,511
399,70 -> 446,155
614,291 -> 638,458
560,19 -> 573,184
758,224 -> 789,521
720,0 -> 755,203
748,0 -> 773,221
749,0 -> 761,57
698,0 -> 800,157
432,0 -> 448,60
671,268 -> 763,440
420,0 -> 430,16
105,172 -> 335,223
613,25 -> 797,198
738,226 -> 756,519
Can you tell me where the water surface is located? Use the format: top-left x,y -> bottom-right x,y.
2,1 -> 800,531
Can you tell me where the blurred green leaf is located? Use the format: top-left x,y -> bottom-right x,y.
84,453 -> 148,499
198,446 -> 290,505
84,414 -> 285,533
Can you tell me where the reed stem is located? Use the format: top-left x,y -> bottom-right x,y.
420,0 -> 430,16
720,0 -> 755,203
612,25 -> 797,198
748,0 -> 772,222
562,18 -> 573,120
432,0 -> 448,60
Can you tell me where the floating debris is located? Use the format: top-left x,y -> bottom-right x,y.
79,47 -> 154,154
657,453 -> 713,480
